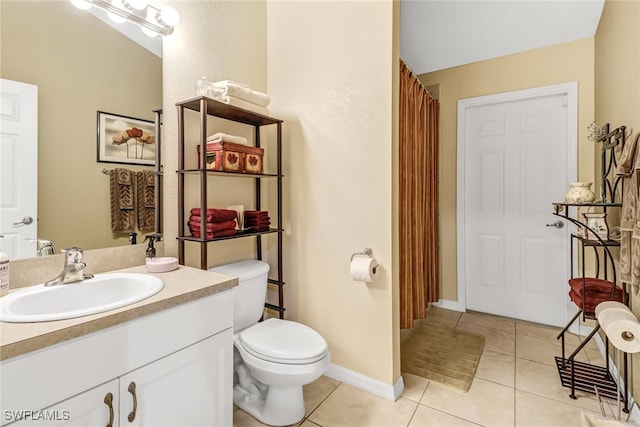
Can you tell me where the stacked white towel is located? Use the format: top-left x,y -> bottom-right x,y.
212,80 -> 271,116
207,132 -> 248,145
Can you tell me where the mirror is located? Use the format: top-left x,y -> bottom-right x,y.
1,1 -> 162,258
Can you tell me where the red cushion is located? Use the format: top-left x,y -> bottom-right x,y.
568,277 -> 621,294
569,288 -> 624,313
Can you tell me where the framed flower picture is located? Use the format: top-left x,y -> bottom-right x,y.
97,111 -> 156,166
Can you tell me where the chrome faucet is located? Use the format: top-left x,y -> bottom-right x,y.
44,247 -> 94,286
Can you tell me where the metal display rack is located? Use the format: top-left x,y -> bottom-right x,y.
552,123 -> 631,412
175,96 -> 285,318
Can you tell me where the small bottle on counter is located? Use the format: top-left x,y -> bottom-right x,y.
0,248 -> 9,291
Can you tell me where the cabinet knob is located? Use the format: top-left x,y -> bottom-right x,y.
128,381 -> 138,423
546,220 -> 564,229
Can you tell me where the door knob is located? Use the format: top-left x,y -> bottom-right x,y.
546,220 -> 564,229
13,216 -> 33,226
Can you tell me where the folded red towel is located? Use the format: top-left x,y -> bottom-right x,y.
190,213 -> 238,224
249,225 -> 271,231
245,217 -> 270,222
190,208 -> 238,222
244,210 -> 269,218
191,227 -> 237,239
246,220 -> 271,227
188,219 -> 237,232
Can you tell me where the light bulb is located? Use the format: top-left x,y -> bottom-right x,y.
141,8 -> 159,37
158,6 -> 180,27
107,0 -> 127,23
142,26 -> 159,37
122,0 -> 147,10
70,0 -> 91,10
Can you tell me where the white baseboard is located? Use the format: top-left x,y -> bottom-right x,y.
432,299 -> 465,312
324,364 -> 404,401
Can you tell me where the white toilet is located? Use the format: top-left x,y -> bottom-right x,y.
210,260 -> 330,426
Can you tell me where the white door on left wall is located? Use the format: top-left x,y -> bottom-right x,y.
0,78 -> 38,260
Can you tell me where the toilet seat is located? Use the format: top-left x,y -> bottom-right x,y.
239,318 -> 328,364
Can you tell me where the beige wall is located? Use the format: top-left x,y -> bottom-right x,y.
596,0 -> 640,131
418,38 -> 596,302
161,0 -> 268,271
594,0 -> 640,406
267,1 -> 399,385
0,1 -> 162,253
162,0 -> 400,388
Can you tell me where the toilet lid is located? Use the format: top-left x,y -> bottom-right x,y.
239,318 -> 328,364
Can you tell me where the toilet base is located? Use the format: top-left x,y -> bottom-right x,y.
234,383 -> 305,426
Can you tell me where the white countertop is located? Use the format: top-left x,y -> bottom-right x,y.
0,264 -> 237,361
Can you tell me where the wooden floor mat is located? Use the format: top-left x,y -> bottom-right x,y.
401,323 -> 485,392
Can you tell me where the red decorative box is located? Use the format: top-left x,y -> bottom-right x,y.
197,141 -> 264,174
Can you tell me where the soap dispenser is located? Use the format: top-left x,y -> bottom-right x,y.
0,236 -> 8,291
144,234 -> 178,273
144,234 -> 156,260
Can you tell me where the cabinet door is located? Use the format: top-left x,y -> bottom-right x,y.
6,380 -> 118,427
119,329 -> 233,427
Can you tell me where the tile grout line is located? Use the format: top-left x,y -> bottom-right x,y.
302,381 -> 342,425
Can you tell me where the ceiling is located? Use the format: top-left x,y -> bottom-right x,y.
400,0 -> 605,75
87,4 -> 162,57
88,0 -> 606,72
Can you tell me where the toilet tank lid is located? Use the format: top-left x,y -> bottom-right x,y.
209,260 -> 270,281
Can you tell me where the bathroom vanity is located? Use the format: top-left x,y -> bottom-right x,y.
0,265 -> 236,426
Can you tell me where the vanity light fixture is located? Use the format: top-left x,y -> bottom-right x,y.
70,0 -> 180,36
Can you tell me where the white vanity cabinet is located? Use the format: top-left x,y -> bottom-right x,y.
1,290 -> 233,427
118,330 -> 231,426
8,380 -> 119,426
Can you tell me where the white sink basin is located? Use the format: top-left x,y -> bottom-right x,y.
0,273 -> 164,323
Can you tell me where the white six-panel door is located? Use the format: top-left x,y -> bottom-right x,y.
458,83 -> 577,327
0,78 -> 38,260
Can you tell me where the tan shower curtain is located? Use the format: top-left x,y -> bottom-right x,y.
399,59 -> 440,329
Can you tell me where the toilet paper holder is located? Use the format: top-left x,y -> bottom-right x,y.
351,248 -> 373,261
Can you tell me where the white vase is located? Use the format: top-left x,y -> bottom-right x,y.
564,182 -> 595,203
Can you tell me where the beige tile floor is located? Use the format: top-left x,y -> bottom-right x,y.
233,308 -> 624,427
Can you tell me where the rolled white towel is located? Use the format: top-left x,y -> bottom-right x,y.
206,132 -> 248,145
214,95 -> 270,116
213,81 -> 271,107
214,80 -> 250,89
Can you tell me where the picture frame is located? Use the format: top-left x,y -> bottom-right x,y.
97,111 -> 156,166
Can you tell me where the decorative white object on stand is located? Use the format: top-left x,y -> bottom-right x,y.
582,212 -> 610,240
565,182 -> 596,203
227,205 -> 245,230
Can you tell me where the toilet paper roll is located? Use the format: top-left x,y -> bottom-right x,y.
596,307 -> 636,327
603,316 -> 640,354
595,301 -> 631,319
350,256 -> 379,282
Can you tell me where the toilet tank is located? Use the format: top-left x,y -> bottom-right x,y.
209,260 -> 270,331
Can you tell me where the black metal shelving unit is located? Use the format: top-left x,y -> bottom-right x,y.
552,202 -> 627,408
550,123 -> 631,412
176,96 -> 285,318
